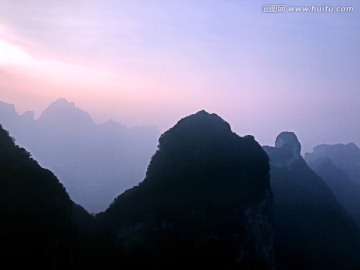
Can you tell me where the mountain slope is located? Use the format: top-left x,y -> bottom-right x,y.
264,132 -> 360,270
307,157 -> 360,226
0,124 -> 102,269
0,124 -> 74,268
97,110 -> 275,269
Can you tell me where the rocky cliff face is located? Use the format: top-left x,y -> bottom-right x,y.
264,132 -> 360,270
98,110 -> 275,269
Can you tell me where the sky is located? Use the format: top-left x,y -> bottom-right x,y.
0,0 -> 359,153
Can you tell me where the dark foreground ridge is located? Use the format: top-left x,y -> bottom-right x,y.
97,110 -> 275,269
0,124 -> 74,268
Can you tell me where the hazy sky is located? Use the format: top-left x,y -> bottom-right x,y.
0,0 -> 359,152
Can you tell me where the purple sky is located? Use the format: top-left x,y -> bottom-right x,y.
0,0 -> 359,152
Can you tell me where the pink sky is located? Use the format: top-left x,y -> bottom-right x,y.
0,1 -> 359,152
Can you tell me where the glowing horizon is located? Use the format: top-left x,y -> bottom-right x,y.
0,1 -> 359,152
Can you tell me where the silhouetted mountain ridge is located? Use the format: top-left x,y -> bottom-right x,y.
2,109 -> 360,269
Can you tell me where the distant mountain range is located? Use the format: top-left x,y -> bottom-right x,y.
0,99 -> 159,213
305,143 -> 360,188
305,143 -> 360,226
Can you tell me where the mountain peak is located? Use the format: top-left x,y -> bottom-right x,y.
158,110 -> 232,148
0,101 -> 17,117
39,99 -> 94,127
100,111 -> 273,268
275,131 -> 301,158
53,97 -> 73,105
140,110 -> 271,204
263,131 -> 302,167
